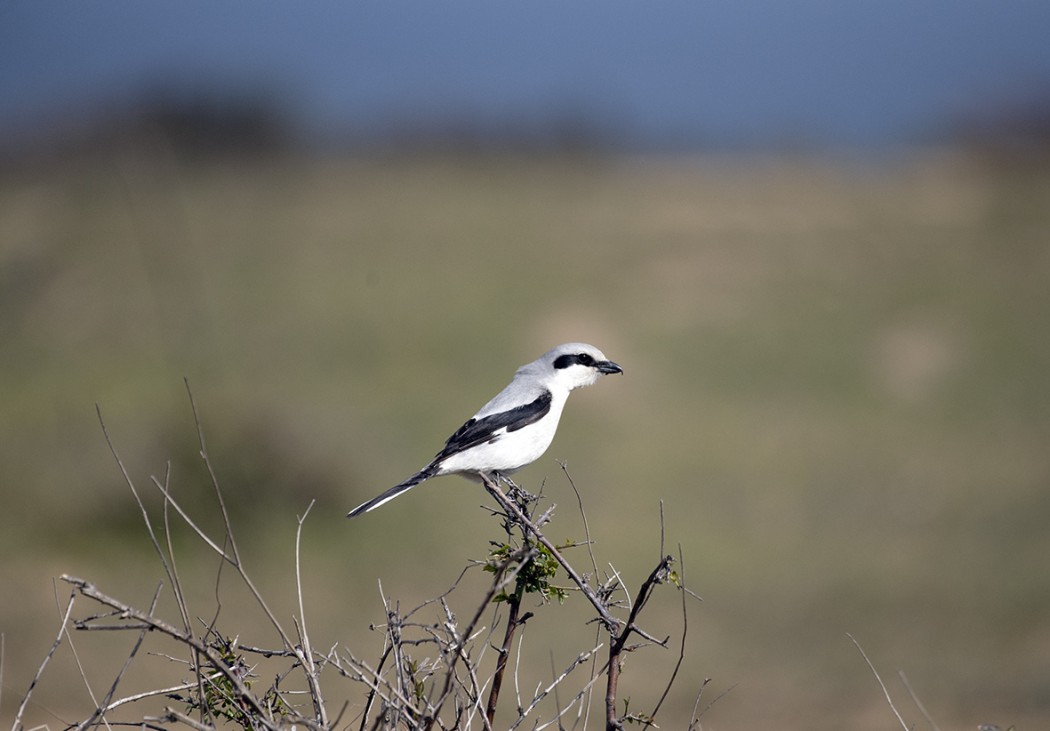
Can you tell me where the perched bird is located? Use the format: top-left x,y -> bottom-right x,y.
347,342 -> 623,518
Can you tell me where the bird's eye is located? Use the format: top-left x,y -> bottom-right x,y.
577,353 -> 593,365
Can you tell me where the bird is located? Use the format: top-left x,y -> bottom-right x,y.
347,342 -> 623,518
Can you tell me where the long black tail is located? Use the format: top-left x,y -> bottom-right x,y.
346,468 -> 434,518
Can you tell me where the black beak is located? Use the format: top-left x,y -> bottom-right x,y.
597,360 -> 623,375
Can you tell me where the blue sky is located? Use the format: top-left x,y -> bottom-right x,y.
2,1 -> 1050,150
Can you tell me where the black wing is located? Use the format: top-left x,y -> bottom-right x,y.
348,390 -> 553,518
432,390 -> 552,464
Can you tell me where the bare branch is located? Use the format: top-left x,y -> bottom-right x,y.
484,578 -> 522,727
12,589 -> 76,731
559,462 -> 601,581
847,633 -> 910,731
96,404 -> 168,569
688,680 -> 735,730
645,543 -> 689,726
294,500 -> 329,727
179,382 -> 300,658
151,707 -> 217,731
103,676 -> 223,711
32,391 -> 703,731
75,582 -> 165,731
686,678 -> 711,731
606,554 -> 675,730
425,546 -> 532,730
898,670 -> 941,731
60,575 -> 282,731
510,643 -> 605,730
481,474 -> 621,633
184,378 -> 240,566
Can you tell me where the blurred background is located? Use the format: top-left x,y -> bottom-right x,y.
2,2 -> 1049,729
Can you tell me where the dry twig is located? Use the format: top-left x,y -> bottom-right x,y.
481,474 -> 621,633
847,633 -> 910,731
18,388 -> 702,731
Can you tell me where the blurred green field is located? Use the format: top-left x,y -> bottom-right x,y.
1,149 -> 1048,730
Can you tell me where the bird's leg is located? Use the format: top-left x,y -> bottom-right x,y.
495,472 -> 524,501
497,476 -> 543,524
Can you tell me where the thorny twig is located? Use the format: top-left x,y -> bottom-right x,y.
481,473 -> 622,633
60,575 -> 286,731
19,390 -> 703,731
605,555 -> 675,730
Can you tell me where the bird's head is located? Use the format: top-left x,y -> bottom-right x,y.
542,342 -> 623,391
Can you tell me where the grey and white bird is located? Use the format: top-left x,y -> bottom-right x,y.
346,342 -> 623,518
